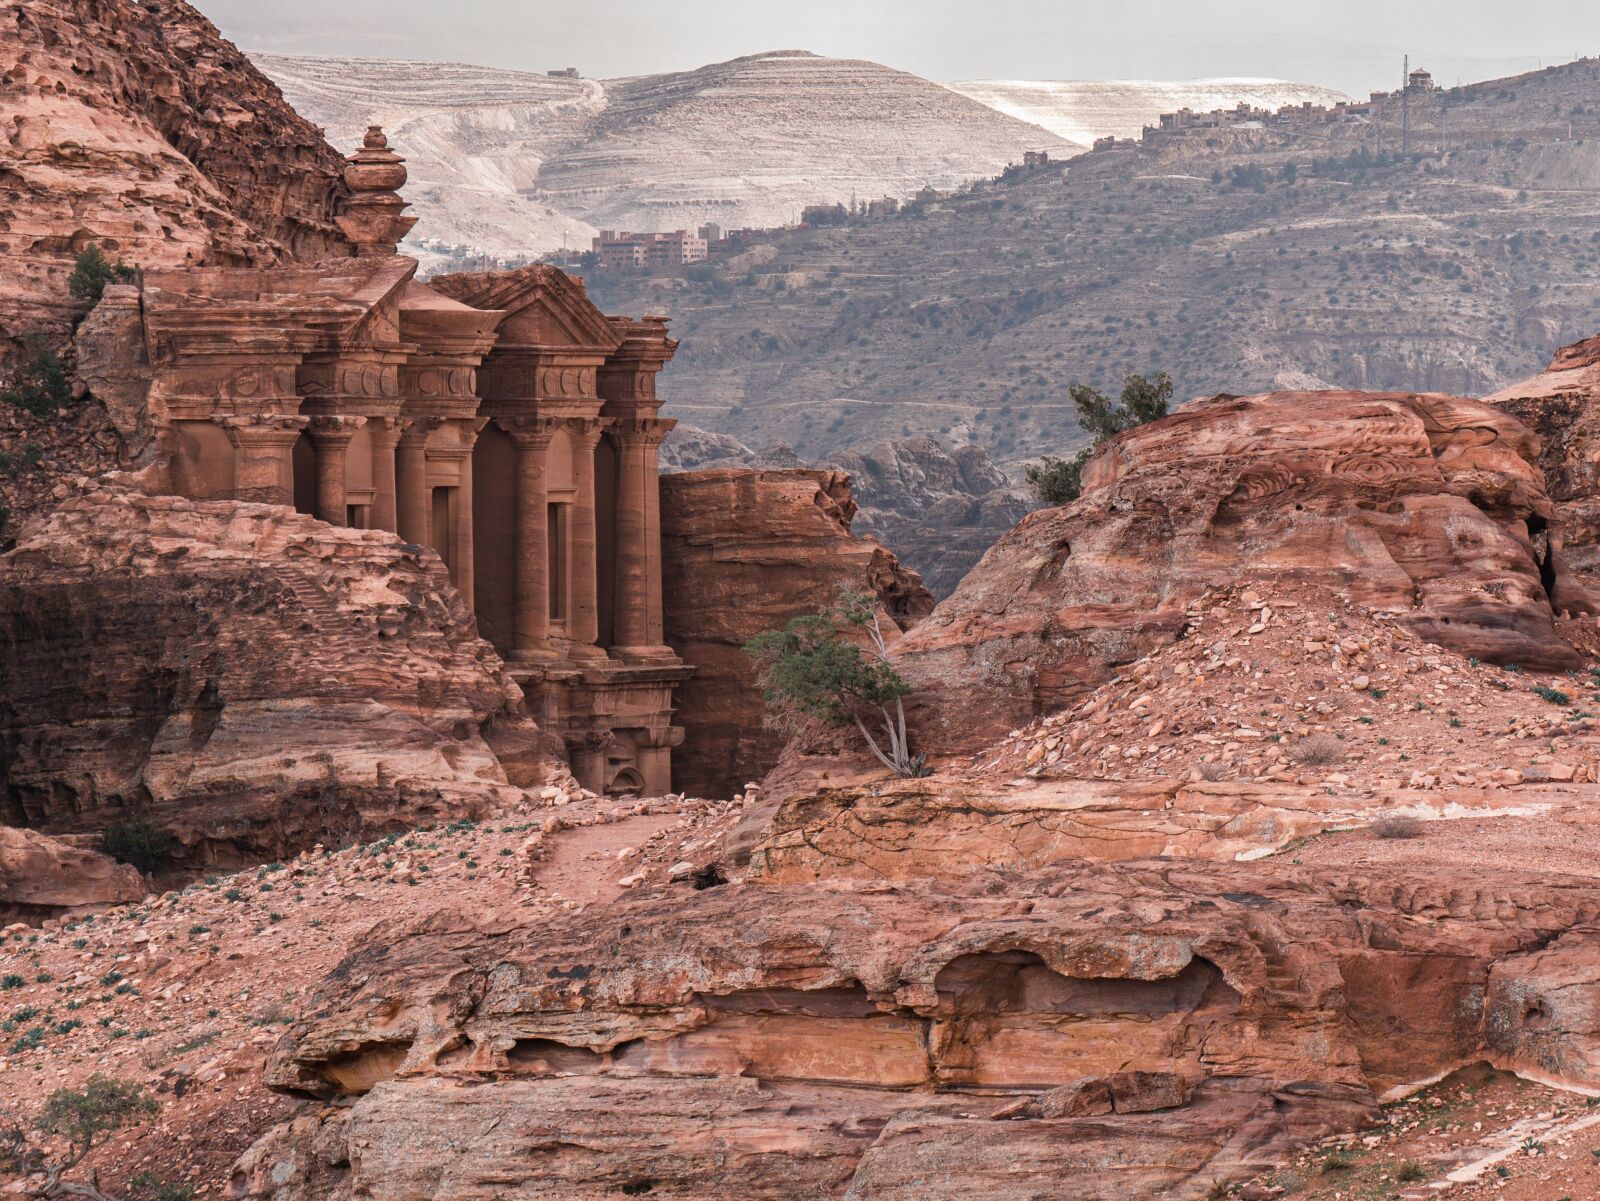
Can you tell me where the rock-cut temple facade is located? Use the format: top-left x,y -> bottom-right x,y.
137,128 -> 690,796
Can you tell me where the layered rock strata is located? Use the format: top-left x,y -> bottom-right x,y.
0,486 -> 548,866
660,468 -> 932,797
893,390 -> 1592,753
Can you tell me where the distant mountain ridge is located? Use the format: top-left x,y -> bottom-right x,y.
255,48 -> 1080,267
944,78 -> 1354,144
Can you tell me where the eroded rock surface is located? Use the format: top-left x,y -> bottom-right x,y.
894,390 -> 1590,752
0,486 -> 549,865
0,0 -> 353,343
661,468 -> 931,797
245,851 -> 1600,1199
1488,332 -> 1600,570
657,431 -> 1030,597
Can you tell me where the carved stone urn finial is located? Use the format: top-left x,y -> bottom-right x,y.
335,125 -> 418,256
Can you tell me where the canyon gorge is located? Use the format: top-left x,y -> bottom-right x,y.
5,3 -> 1600,1201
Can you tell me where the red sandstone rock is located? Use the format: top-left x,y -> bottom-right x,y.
244,848 -> 1600,1198
893,390 -> 1589,753
0,825 -> 146,923
0,485 -> 552,865
660,467 -> 932,796
0,0 -> 354,345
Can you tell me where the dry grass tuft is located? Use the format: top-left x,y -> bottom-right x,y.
1372,814 -> 1423,839
1289,733 -> 1346,767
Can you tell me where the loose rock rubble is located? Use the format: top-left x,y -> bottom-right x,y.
977,585 -> 1600,794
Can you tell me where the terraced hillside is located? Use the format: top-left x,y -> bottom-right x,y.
945,78 -> 1352,144
584,57 -> 1600,472
258,50 -> 1079,267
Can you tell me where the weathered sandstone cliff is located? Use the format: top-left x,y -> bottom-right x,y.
661,468 -> 931,797
0,0 -> 353,344
658,430 -> 1030,597
1488,331 -> 1600,569
0,486 -> 549,866
894,390 -> 1591,753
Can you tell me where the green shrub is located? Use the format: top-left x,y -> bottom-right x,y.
1,335 -> 71,416
66,244 -> 137,305
1025,372 -> 1172,505
1023,449 -> 1092,504
99,817 -> 174,874
0,442 -> 42,478
1533,685 -> 1571,706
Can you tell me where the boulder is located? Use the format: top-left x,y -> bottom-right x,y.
893,390 -> 1589,752
0,825 -> 146,923
660,468 -> 932,797
0,485 -> 552,866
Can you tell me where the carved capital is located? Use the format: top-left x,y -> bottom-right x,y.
398,415 -> 445,447
495,415 -> 563,448
565,415 -> 613,450
608,416 -> 676,450
566,729 -> 614,755
211,413 -> 308,448
304,414 -> 366,447
367,414 -> 408,447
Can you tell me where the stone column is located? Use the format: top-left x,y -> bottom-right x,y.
608,417 -> 674,654
214,415 -> 307,506
368,416 -> 405,534
498,416 -> 561,660
568,416 -> 612,651
305,416 -> 365,527
395,417 -> 441,546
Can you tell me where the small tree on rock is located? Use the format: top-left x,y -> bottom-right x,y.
1024,371 -> 1173,505
744,591 -> 929,778
0,1075 -> 177,1200
66,245 -> 137,306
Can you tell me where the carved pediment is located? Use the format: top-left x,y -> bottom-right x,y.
430,264 -> 623,353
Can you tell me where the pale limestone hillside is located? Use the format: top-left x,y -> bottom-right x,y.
255,50 -> 1078,264
945,78 -> 1353,144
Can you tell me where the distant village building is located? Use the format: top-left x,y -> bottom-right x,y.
592,229 -> 708,268
548,67 -> 580,78
1022,150 -> 1050,168
1407,67 -> 1436,91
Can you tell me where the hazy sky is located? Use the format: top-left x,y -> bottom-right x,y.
204,0 -> 1595,96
